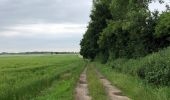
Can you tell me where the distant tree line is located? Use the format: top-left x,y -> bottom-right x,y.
80,0 -> 170,63
0,52 -> 78,55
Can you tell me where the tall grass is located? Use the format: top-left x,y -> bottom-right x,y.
0,55 -> 84,100
95,63 -> 170,100
33,60 -> 86,100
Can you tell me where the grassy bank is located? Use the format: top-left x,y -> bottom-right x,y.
95,62 -> 170,100
87,64 -> 109,100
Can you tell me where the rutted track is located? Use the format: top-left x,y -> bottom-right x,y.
96,68 -> 131,100
76,64 -> 131,100
75,67 -> 91,100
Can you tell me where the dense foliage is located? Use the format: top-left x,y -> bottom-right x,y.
80,0 -> 112,60
110,47 -> 170,86
80,0 -> 170,63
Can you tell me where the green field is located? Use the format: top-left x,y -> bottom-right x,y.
0,54 -> 85,100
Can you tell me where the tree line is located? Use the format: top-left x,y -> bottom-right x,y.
80,0 -> 170,63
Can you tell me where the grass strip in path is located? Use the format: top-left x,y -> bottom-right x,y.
87,64 -> 109,100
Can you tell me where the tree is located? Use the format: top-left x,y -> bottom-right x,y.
154,11 -> 170,48
80,0 -> 112,60
80,0 -> 170,63
155,12 -> 170,38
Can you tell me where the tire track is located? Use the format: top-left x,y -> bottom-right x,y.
96,68 -> 131,100
75,67 -> 91,100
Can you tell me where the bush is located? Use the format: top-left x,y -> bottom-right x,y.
143,58 -> 170,86
111,47 -> 170,86
110,58 -> 127,71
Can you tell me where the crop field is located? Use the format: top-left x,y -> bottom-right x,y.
0,54 -> 85,100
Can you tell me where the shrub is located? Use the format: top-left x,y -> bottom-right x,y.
111,47 -> 170,86
140,55 -> 170,86
110,58 -> 127,71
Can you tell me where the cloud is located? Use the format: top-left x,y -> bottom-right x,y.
0,23 -> 86,37
0,23 -> 87,52
0,0 -> 92,52
0,36 -> 81,52
0,0 -> 92,29
149,0 -> 170,12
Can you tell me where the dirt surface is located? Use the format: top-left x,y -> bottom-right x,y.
96,69 -> 131,100
75,68 -> 91,100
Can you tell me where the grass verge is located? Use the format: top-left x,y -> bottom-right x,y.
95,62 -> 170,100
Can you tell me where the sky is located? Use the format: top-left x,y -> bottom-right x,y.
0,0 -> 92,52
0,0 -> 169,53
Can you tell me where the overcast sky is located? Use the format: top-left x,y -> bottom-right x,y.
0,0 -> 92,52
0,0 -> 169,53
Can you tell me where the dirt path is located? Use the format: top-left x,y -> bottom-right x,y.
75,68 -> 91,100
96,69 -> 131,100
